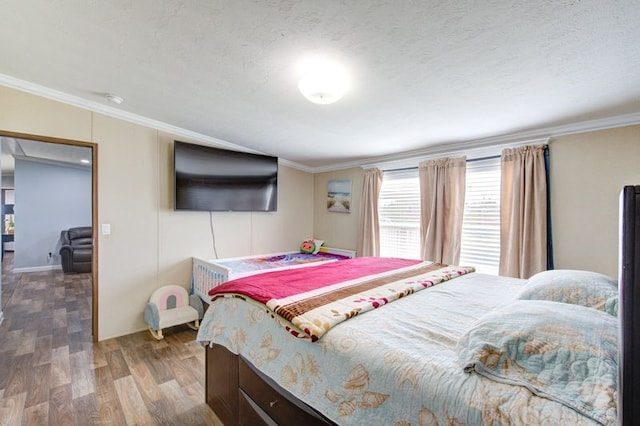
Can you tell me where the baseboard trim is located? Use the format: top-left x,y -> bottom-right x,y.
13,265 -> 63,273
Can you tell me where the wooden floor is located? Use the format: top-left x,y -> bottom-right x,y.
0,253 -> 222,425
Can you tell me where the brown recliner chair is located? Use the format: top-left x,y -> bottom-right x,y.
59,226 -> 92,273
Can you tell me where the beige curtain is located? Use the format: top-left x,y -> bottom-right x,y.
499,145 -> 547,278
419,157 -> 466,264
357,168 -> 383,257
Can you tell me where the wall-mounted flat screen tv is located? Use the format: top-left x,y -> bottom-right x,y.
173,140 -> 278,212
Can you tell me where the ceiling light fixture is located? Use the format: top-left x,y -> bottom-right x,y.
105,94 -> 124,104
80,159 -> 90,164
298,59 -> 348,105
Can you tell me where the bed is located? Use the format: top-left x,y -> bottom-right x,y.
196,185 -> 640,425
192,246 -> 355,302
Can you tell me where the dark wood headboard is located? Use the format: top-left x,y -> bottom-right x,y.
619,185 -> 640,425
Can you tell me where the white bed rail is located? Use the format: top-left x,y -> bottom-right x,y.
192,257 -> 232,302
317,246 -> 355,258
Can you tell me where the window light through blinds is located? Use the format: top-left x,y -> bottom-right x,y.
459,157 -> 501,275
378,169 -> 421,259
379,158 -> 501,272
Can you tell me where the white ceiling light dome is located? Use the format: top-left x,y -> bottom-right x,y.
298,58 -> 349,105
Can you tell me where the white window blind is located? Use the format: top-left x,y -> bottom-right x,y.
459,157 -> 501,275
379,159 -> 501,270
378,169 -> 421,259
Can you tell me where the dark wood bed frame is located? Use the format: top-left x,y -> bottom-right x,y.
205,343 -> 336,425
205,185 -> 640,425
619,185 -> 639,425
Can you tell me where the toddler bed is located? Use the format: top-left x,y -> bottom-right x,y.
192,246 -> 355,302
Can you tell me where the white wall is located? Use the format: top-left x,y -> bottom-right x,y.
313,168 -> 362,252
14,158 -> 91,270
0,86 -> 315,340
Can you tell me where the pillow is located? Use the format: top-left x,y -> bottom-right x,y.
299,238 -> 324,254
519,269 -> 618,316
457,300 -> 618,425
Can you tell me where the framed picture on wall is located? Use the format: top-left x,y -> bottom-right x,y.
327,179 -> 352,213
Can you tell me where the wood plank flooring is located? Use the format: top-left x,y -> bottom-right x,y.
0,253 -> 222,425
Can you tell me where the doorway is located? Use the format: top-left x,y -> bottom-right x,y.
0,130 -> 98,340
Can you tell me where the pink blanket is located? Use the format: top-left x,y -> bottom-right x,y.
209,257 -> 475,341
209,257 -> 420,302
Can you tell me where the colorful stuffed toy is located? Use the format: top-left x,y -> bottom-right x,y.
300,238 -> 324,254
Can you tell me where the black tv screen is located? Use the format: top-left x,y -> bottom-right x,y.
174,141 -> 278,211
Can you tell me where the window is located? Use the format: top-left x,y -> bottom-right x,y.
378,169 -> 421,259
378,157 -> 502,273
459,157 -> 501,275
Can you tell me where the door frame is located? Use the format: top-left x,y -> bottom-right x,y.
0,130 -> 99,341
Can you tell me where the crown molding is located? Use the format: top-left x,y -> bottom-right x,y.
2,73 -> 638,175
0,74 -> 313,172
311,112 -> 640,172
277,158 -> 314,173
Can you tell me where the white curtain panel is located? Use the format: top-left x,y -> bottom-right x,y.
357,168 -> 383,257
499,145 -> 547,279
419,157 -> 466,264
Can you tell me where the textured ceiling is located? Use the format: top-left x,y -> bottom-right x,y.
1,1 -> 639,169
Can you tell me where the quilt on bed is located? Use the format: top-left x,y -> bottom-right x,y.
197,273 -> 608,425
208,257 -> 475,341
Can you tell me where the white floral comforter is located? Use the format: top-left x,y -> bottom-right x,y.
197,273 -> 603,425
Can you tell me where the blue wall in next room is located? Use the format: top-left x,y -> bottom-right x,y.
14,159 -> 91,270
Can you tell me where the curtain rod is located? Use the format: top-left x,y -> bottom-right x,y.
383,155 -> 501,172
467,154 -> 501,163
